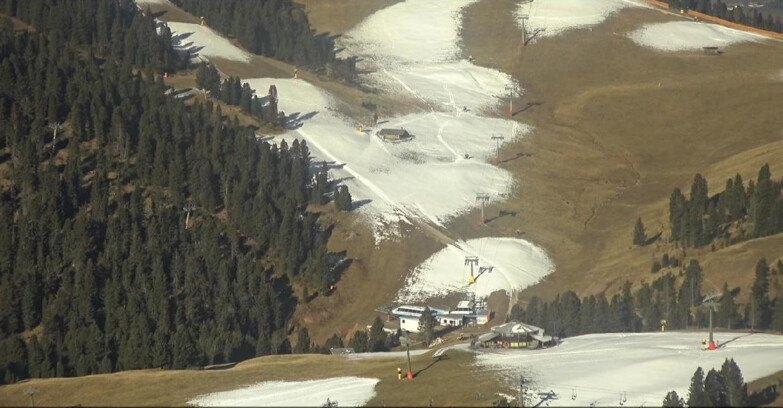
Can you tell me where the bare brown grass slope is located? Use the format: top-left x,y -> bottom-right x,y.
0,349 -> 506,407
461,1 -> 783,301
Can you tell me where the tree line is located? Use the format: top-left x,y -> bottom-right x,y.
172,0 -> 332,67
195,63 -> 279,125
0,1 -> 350,385
667,0 -> 783,33
511,257 -> 783,339
172,0 -> 358,81
669,164 -> 783,249
662,358 -> 778,407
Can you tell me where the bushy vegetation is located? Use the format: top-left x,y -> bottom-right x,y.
0,0 -> 349,385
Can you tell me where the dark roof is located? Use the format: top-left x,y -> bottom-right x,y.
378,128 -> 409,137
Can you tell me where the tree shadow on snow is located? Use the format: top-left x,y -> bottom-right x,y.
171,32 -> 194,43
513,101 -> 543,116
717,332 -> 754,349
351,199 -> 372,210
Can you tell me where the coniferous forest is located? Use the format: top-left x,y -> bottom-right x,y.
512,258 -> 783,339
172,0 -> 358,81
171,0 -> 334,66
667,0 -> 783,33
0,0 -> 345,385
669,164 -> 783,249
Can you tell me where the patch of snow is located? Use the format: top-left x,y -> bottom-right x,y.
341,0 -> 477,64
166,22 -> 251,63
341,0 -> 517,112
188,376 -> 379,407
244,78 -> 527,238
517,0 -> 642,39
476,332 -> 783,407
347,349 -> 430,360
398,238 -> 554,302
629,21 -> 764,51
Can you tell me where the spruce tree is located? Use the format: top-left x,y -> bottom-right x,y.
772,293 -> 783,332
662,390 -> 684,407
717,283 -> 739,329
686,367 -> 709,407
704,368 -> 727,406
294,327 -> 311,354
420,307 -> 436,345
349,330 -> 368,353
750,258 -> 771,330
721,358 -> 747,407
633,217 -> 647,246
322,334 -> 344,354
368,317 -> 388,352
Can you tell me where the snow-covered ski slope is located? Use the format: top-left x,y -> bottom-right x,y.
341,0 -> 516,112
516,0 -> 644,39
477,331 -> 783,407
244,0 -> 533,240
399,238 -> 554,302
629,21 -> 764,51
189,376 -> 379,407
166,21 -> 251,62
515,0 -> 764,51
146,0 -> 555,298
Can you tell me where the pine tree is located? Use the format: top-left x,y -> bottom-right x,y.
368,316 -> 388,352
686,367 -> 709,407
750,258 -> 771,330
420,307 -> 435,345
276,338 -> 292,355
321,334 -> 344,354
772,293 -> 783,332
704,368 -> 727,406
717,283 -> 739,329
633,217 -> 647,246
670,188 -> 688,243
721,358 -> 747,407
294,327 -> 310,354
349,330 -> 368,353
662,390 -> 684,407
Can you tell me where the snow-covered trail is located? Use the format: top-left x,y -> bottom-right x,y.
398,237 -> 554,302
188,376 -> 379,407
516,0 -> 645,40
629,20 -> 765,51
477,332 -> 783,407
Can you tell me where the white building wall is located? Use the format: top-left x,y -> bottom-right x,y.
400,317 -> 421,333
